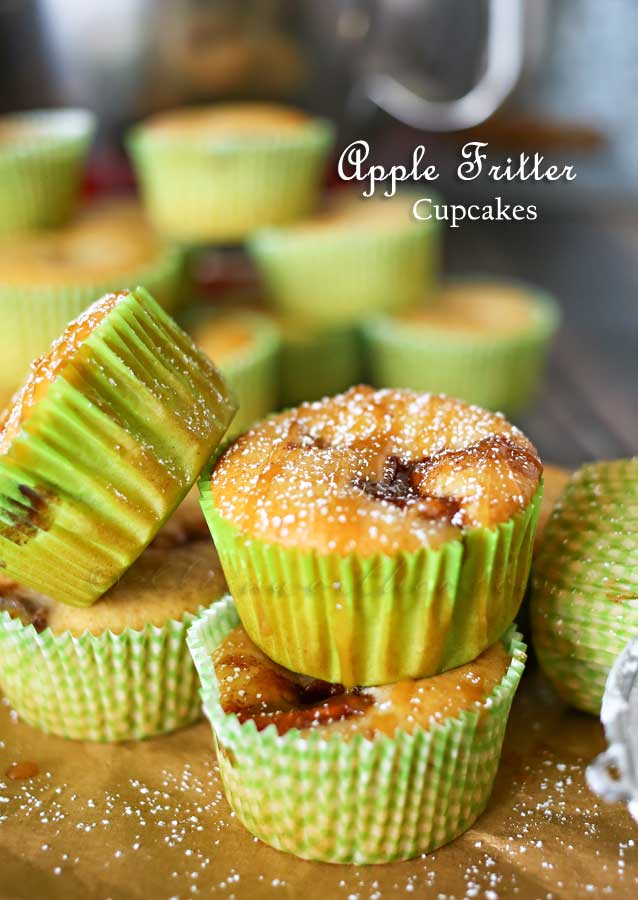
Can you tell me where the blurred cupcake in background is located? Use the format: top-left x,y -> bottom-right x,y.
0,108 -> 95,235
249,190 -> 440,325
194,310 -> 280,437
278,317 -> 361,408
128,103 -> 334,244
362,279 -> 560,416
0,199 -> 185,394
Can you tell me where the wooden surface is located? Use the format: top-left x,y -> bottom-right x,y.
444,213 -> 638,466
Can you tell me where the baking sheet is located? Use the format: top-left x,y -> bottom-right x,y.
0,663 -> 636,900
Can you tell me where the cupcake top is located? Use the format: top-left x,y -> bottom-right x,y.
0,108 -> 95,150
0,292 -> 122,453
396,282 -> 543,338
194,311 -> 275,368
0,535 -> 226,637
209,385 -> 542,555
213,621 -> 511,739
141,103 -> 313,140
0,200 -> 172,285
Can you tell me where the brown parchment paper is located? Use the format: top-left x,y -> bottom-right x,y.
0,665 -> 636,900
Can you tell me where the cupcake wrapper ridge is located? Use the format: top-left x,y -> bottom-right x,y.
199,479 -> 541,686
0,609 -> 204,741
0,287 -> 237,607
187,596 -> 527,864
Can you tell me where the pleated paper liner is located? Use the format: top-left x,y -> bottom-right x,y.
361,286 -> 559,416
0,287 -> 236,607
187,596 -> 527,864
248,210 -> 440,326
0,245 -> 185,395
200,313 -> 281,439
0,610 -> 203,741
128,119 -> 334,244
532,459 -> 638,715
199,479 -> 541,686
278,319 -> 361,408
0,109 -> 95,235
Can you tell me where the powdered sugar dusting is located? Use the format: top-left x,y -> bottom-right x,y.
211,386 -> 541,555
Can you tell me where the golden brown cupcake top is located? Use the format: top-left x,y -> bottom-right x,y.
143,103 -> 312,139
398,282 -> 539,338
194,315 -> 257,365
0,200 -> 170,285
534,463 -> 571,552
0,292 -> 124,453
0,537 -> 226,637
210,385 -> 542,555
214,622 -> 511,739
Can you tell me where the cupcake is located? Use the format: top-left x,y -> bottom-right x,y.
362,280 -> 560,415
535,463 -> 571,553
194,311 -> 280,438
278,318 -> 361,408
129,103 -> 334,243
0,108 -> 95,235
531,459 -> 638,715
0,199 -> 185,392
200,385 -> 542,685
249,190 -> 439,325
188,596 -> 527,863
0,524 -> 228,741
0,286 -> 236,607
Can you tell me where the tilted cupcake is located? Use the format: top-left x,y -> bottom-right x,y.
362,280 -> 559,415
249,190 -> 439,325
532,459 -> 638,715
0,199 -> 184,392
0,520 -> 228,741
129,103 -> 334,243
200,385 -> 542,685
278,317 -> 361,408
0,286 -> 236,607
188,597 -> 527,863
0,108 -> 95,235
194,311 -> 280,438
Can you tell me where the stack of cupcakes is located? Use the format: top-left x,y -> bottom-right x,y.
188,384 -> 542,863
0,109 -> 185,402
0,287 -> 236,741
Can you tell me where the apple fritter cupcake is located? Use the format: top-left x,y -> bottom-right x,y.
0,199 -> 184,392
362,280 -> 559,414
0,287 -> 236,607
194,311 -> 280,438
129,103 -> 334,243
0,108 -> 95,235
532,459 -> 638,714
200,385 -> 542,685
249,191 -> 439,325
0,523 -> 228,741
188,597 -> 527,863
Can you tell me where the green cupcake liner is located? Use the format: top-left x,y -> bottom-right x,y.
0,109 -> 95,235
199,478 -> 541,685
187,596 -> 527,864
278,321 -> 361,408
361,283 -> 560,416
0,609 -> 204,741
531,460 -> 638,715
0,245 -> 185,394
249,209 -> 440,326
209,314 -> 281,439
128,120 -> 334,244
0,287 -> 236,607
